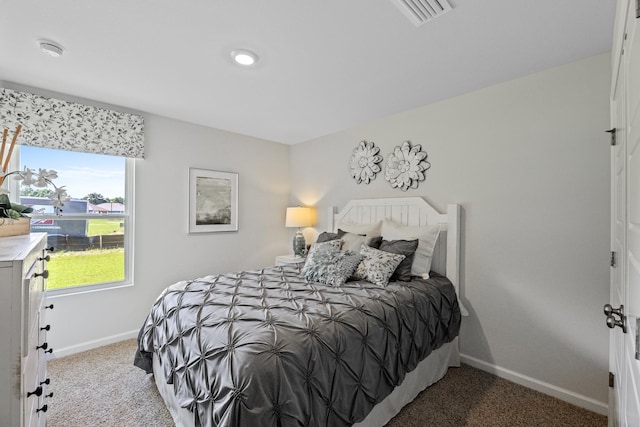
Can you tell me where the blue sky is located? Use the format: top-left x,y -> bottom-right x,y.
21,146 -> 125,200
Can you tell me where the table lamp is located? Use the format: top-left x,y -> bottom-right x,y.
285,206 -> 315,257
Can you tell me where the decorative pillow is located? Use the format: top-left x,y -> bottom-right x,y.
380,221 -> 440,279
338,229 -> 383,252
300,241 -> 342,280
379,239 -> 419,281
352,244 -> 406,287
322,251 -> 363,286
300,242 -> 362,286
336,220 -> 382,237
303,240 -> 342,261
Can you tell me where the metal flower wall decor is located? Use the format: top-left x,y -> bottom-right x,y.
384,141 -> 431,191
349,140 -> 383,184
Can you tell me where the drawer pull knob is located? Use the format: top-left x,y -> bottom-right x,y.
40,324 -> 51,331
45,348 -> 53,354
46,246 -> 55,252
44,304 -> 54,310
40,378 -> 50,386
45,392 -> 53,398
36,404 -> 48,413
34,270 -> 49,279
36,342 -> 48,351
39,255 -> 50,262
27,386 -> 43,397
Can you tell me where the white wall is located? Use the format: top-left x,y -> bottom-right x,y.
290,53 -> 611,409
0,82 -> 292,354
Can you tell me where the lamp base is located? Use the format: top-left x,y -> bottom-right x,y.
292,229 -> 306,257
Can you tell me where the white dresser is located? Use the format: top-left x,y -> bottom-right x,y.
0,233 -> 51,427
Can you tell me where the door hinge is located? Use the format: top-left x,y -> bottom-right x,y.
609,372 -> 614,388
611,251 -> 617,268
606,128 -> 617,146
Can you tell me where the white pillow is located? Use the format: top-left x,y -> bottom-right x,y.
380,220 -> 441,279
336,220 -> 382,237
339,232 -> 368,252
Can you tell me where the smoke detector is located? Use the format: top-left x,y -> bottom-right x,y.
390,0 -> 453,26
38,40 -> 64,58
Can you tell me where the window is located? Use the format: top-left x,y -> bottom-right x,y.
15,145 -> 134,294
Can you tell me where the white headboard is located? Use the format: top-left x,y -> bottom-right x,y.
329,197 -> 468,316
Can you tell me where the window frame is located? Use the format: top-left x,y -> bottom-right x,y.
11,147 -> 135,296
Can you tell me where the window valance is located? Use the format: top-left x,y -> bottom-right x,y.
0,88 -> 144,158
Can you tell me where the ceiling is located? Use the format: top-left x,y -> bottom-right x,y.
0,1 -> 616,145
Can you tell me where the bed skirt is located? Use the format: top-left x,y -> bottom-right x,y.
152,337 -> 460,427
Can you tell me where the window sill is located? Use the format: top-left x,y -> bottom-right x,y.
45,281 -> 134,299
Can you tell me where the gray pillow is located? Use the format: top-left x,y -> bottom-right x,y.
379,239 -> 419,281
367,236 -> 383,249
316,232 -> 340,243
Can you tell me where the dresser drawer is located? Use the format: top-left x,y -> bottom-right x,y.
22,262 -> 45,357
23,324 -> 44,427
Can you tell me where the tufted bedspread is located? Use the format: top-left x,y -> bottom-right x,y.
134,264 -> 461,427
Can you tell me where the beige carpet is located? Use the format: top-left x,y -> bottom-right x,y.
47,339 -> 606,427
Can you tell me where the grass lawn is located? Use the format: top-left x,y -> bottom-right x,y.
47,248 -> 124,290
87,218 -> 124,236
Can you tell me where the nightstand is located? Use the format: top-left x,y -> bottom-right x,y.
275,254 -> 306,267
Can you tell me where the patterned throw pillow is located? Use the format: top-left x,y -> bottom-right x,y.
322,251 -> 363,286
301,240 -> 362,286
352,244 -> 406,287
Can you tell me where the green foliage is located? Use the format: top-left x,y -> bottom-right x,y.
0,194 -> 33,218
20,187 -> 54,197
46,248 -> 125,290
82,192 -> 108,205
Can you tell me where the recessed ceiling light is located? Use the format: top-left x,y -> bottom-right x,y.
230,49 -> 258,66
38,40 -> 64,58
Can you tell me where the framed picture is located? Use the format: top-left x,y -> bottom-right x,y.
189,168 -> 238,233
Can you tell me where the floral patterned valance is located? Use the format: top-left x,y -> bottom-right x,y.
0,88 -> 144,158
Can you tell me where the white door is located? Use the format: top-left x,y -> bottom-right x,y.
610,34 -> 626,425
623,0 -> 640,422
610,1 -> 640,425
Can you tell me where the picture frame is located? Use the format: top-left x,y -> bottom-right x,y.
189,168 -> 238,233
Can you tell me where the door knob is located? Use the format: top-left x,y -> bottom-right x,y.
603,303 -> 627,333
604,303 -> 623,316
606,315 -> 626,330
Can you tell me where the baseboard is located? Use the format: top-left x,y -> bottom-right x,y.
48,330 -> 139,359
460,353 -> 608,416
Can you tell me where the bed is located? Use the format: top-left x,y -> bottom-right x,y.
135,197 -> 468,427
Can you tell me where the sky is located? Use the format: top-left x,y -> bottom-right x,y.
20,145 -> 125,200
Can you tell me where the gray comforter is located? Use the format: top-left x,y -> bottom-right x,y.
134,265 -> 460,427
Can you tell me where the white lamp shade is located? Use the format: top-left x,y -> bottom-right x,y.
285,207 -> 315,228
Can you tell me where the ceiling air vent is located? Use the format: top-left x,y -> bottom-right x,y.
390,0 -> 453,26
